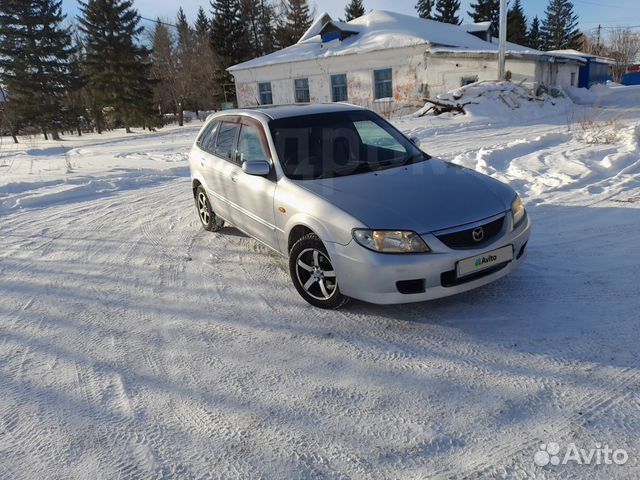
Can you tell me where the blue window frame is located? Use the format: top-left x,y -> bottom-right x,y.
258,82 -> 272,105
331,74 -> 348,102
294,78 -> 310,103
373,68 -> 393,100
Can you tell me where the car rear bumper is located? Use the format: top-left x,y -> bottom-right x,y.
327,215 -> 531,305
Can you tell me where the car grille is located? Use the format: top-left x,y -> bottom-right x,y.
435,215 -> 505,249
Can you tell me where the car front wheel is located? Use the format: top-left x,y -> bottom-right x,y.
289,233 -> 350,309
195,185 -> 224,232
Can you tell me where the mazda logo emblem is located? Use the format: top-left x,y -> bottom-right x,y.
472,227 -> 484,242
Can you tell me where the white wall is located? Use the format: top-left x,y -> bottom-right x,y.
232,45 -> 427,113
231,47 -> 580,110
423,55 -> 545,97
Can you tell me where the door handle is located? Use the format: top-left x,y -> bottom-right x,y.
230,172 -> 239,183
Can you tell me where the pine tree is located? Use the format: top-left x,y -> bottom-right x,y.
194,6 -> 210,39
540,0 -> 581,50
527,16 -> 542,49
257,0 -> 277,54
192,7 -> 221,111
0,0 -> 78,140
507,0 -> 528,45
177,7 -> 192,53
175,7 -> 197,125
78,0 -> 154,133
150,20 -> 175,117
433,0 -> 461,25
344,0 -> 365,21
210,0 -> 247,70
275,0 -> 313,49
240,0 -> 275,57
64,30 -> 88,136
468,0 -> 499,34
415,0 -> 434,20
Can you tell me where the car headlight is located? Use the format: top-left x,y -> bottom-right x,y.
352,229 -> 430,253
511,195 -> 526,229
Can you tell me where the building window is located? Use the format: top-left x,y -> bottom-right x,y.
294,78 -> 310,103
570,72 -> 576,86
258,82 -> 272,105
331,74 -> 348,102
373,68 -> 393,100
331,73 -> 347,102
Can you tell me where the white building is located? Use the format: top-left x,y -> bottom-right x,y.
228,10 -> 582,113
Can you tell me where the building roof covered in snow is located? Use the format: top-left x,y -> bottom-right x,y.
547,49 -> 615,65
461,21 -> 493,33
228,10 -> 537,72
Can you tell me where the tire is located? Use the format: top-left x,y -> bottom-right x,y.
289,233 -> 350,309
194,185 -> 224,232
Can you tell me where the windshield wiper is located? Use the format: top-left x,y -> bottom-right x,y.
317,163 -> 373,179
403,153 -> 429,166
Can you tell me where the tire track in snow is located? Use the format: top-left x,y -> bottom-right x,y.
433,364 -> 640,478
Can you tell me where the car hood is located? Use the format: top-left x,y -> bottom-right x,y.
294,159 -> 515,233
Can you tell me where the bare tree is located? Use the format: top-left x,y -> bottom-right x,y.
149,21 -> 178,120
191,27 -> 222,112
149,12 -> 222,124
607,27 -> 640,83
578,32 -> 606,56
0,86 -> 19,143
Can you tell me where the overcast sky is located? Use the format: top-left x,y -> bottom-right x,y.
61,0 -> 640,38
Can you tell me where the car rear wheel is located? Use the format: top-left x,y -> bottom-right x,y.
195,185 -> 224,232
289,233 -> 350,309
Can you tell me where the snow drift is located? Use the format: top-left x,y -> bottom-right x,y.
416,81 -> 572,121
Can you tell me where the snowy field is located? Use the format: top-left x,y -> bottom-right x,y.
1,86 -> 640,479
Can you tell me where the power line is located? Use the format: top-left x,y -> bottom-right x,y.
139,15 -> 178,29
572,0 -> 630,9
583,24 -> 640,30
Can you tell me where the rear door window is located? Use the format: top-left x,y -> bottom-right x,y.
214,122 -> 240,162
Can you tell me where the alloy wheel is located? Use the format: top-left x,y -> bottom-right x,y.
197,191 -> 210,226
295,248 -> 337,301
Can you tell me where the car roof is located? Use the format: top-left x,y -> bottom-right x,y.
218,103 -> 365,120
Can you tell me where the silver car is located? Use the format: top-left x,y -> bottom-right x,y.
189,104 -> 531,308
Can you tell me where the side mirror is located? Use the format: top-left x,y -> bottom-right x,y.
242,160 -> 271,176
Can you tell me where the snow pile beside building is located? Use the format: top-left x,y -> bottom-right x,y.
416,81 -> 572,120
565,83 -> 640,107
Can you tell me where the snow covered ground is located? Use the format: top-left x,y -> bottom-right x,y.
1,86 -> 640,479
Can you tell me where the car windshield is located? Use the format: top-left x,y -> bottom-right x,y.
269,110 -> 429,180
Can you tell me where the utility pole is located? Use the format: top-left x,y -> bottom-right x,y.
498,0 -> 507,80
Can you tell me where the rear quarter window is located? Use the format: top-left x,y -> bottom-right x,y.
196,121 -> 219,153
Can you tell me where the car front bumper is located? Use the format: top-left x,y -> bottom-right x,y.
327,215 -> 531,305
